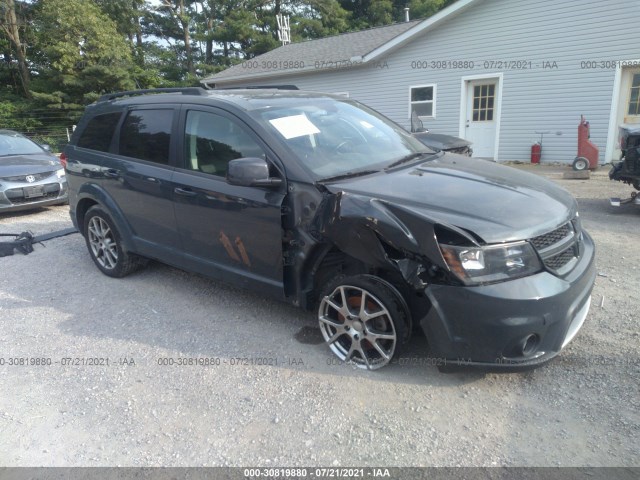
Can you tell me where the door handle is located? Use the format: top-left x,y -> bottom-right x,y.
174,187 -> 197,197
105,169 -> 119,178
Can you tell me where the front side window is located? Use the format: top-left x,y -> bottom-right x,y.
77,112 -> 122,152
184,111 -> 265,177
119,109 -> 173,164
410,85 -> 436,119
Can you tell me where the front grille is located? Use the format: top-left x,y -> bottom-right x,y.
6,183 -> 61,205
544,248 -> 576,270
530,221 -> 580,275
0,171 -> 55,183
530,223 -> 572,250
8,191 -> 60,205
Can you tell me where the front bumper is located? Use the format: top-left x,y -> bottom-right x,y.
420,231 -> 596,369
0,178 -> 68,213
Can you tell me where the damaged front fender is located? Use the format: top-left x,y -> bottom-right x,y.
313,191 -> 477,288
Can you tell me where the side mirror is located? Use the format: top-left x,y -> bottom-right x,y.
41,144 -> 52,152
227,157 -> 282,187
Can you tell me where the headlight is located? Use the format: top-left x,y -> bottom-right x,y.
56,168 -> 65,179
440,241 -> 542,285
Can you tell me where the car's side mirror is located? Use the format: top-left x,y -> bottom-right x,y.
227,157 -> 282,187
41,144 -> 52,152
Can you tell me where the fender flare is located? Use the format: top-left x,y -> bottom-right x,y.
76,183 -> 136,252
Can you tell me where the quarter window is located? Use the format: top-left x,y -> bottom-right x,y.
628,73 -> 640,116
118,109 -> 173,164
184,111 -> 265,177
77,112 -> 122,152
410,85 -> 436,119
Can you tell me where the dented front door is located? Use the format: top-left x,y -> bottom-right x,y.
172,107 -> 285,297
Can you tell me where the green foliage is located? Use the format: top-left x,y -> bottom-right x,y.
34,0 -> 132,76
0,92 -> 39,131
404,0 -> 454,21
0,0 -> 451,147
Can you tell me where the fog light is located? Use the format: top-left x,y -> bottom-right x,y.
521,334 -> 540,356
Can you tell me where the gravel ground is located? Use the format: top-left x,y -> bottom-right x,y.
0,164 -> 638,467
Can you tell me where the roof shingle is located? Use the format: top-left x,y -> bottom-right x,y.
202,20 -> 421,84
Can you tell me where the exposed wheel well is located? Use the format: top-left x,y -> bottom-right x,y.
75,198 -> 99,235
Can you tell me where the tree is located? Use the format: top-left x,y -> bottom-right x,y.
158,0 -> 196,76
0,0 -> 31,97
95,0 -> 148,64
31,0 -> 136,110
401,0 -> 456,21
339,0 -> 393,29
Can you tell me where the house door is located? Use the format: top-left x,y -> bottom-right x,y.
465,79 -> 498,158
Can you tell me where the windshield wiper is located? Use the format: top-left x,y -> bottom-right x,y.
318,169 -> 380,183
385,151 -> 439,170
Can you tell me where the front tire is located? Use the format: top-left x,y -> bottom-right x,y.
318,275 -> 409,370
83,205 -> 143,278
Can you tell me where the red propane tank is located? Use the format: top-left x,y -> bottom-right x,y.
531,143 -> 542,164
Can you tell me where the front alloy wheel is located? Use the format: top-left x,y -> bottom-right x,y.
319,278 -> 407,370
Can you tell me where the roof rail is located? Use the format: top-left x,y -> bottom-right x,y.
98,87 -> 209,102
216,85 -> 299,91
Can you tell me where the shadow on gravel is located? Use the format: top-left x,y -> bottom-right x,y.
576,197 -> 640,217
48,257 -> 487,389
0,207 -> 50,220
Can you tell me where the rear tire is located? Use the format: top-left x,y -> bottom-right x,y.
83,205 -> 144,278
318,274 -> 410,370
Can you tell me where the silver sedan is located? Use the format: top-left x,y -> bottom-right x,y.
0,130 -> 68,213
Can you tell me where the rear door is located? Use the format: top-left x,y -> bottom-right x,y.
105,106 -> 181,260
172,106 -> 286,297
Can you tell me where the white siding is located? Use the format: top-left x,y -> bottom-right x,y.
222,0 -> 640,163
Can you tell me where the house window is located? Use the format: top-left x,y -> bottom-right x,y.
628,73 -> 640,116
410,85 -> 436,118
472,84 -> 495,122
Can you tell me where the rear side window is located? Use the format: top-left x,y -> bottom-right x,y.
77,112 -> 122,152
118,109 -> 173,164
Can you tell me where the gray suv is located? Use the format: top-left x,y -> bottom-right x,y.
63,88 -> 596,371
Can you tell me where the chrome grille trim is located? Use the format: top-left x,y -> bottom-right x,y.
0,171 -> 55,183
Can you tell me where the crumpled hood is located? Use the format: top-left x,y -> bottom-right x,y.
0,154 -> 60,177
413,132 -> 472,150
321,155 -> 577,244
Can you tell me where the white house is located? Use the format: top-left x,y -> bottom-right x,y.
201,0 -> 640,163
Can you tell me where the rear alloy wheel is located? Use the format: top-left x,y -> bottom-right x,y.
84,206 -> 143,278
318,276 -> 408,370
572,157 -> 589,171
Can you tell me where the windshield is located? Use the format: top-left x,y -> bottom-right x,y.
251,98 -> 434,179
0,132 -> 45,156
